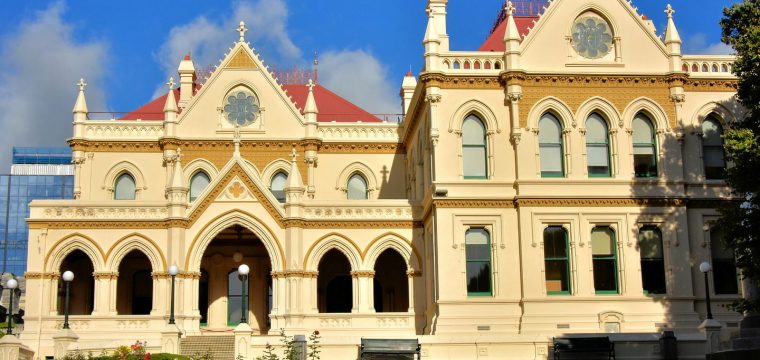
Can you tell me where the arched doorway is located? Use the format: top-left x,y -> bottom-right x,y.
199,225 -> 271,332
116,250 -> 153,315
317,249 -> 353,313
373,249 -> 409,312
57,250 -> 95,315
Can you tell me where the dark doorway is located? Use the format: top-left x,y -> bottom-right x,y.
57,250 -> 95,315
116,250 -> 153,315
318,249 -> 353,313
373,250 -> 409,312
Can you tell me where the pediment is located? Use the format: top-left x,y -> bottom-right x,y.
519,0 -> 670,73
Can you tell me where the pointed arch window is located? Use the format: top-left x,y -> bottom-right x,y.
632,114 -> 658,178
702,117 -> 725,180
544,226 -> 571,295
462,115 -> 488,179
639,226 -> 666,294
465,228 -> 492,296
189,171 -> 211,202
347,173 -> 368,200
586,113 -> 611,177
270,171 -> 288,203
539,113 -> 564,177
114,173 -> 136,200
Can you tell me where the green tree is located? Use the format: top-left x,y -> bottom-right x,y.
717,0 -> 760,313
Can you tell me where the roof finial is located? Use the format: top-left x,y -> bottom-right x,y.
664,4 -> 675,18
290,147 -> 298,162
307,78 -> 315,92
77,78 -> 87,92
237,21 -> 248,42
167,76 -> 175,89
505,1 -> 516,17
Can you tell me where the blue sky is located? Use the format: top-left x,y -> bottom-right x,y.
0,0 -> 737,169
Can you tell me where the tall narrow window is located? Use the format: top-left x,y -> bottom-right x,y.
539,113 -> 564,177
465,228 -> 492,296
228,270 -> 244,326
710,227 -> 739,295
347,173 -> 368,200
544,226 -> 571,294
462,115 -> 488,179
592,226 -> 618,294
639,226 -> 666,294
189,171 -> 210,202
270,171 -> 288,203
632,114 -> 658,178
702,117 -> 726,180
586,113 -> 611,177
114,173 -> 136,200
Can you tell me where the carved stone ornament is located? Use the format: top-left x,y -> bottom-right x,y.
425,94 -> 442,103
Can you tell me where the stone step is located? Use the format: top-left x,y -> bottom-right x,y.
180,335 -> 235,360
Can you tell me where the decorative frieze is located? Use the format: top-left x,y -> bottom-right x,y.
40,206 -> 168,220
318,124 -> 400,142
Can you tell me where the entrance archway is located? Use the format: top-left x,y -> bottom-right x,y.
318,249 -> 353,313
116,250 -> 153,315
199,225 -> 271,332
373,249 -> 409,312
57,250 -> 95,315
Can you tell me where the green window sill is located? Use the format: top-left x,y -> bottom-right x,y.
464,176 -> 488,180
467,292 -> 493,297
547,291 -> 571,295
595,290 -> 619,295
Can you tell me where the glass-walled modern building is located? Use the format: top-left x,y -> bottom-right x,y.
0,147 -> 74,276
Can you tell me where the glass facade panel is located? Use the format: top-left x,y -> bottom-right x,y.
465,228 -> 492,295
1,174 -> 74,275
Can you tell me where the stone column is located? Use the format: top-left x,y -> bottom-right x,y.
93,272 -> 117,315
234,322 -> 253,359
352,271 -> 375,313
0,336 -> 34,360
160,324 -> 182,355
52,328 -> 79,359
699,318 -> 723,354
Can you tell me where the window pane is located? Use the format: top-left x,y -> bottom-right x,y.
713,260 -> 739,294
463,146 -> 487,178
462,116 -> 486,145
632,115 -> 654,144
114,174 -> 136,200
466,229 -> 491,294
228,271 -> 242,296
347,174 -> 368,200
592,227 -> 615,257
189,172 -> 210,202
540,145 -> 563,173
466,262 -> 491,294
545,260 -> 570,292
270,172 -> 288,203
634,152 -> 657,177
539,114 -> 562,143
642,259 -> 666,294
587,144 -> 610,167
704,148 -> 725,168
702,118 -> 723,146
466,228 -> 490,245
710,228 -> 734,259
638,227 -> 663,259
543,227 -> 568,258
593,259 -> 618,292
586,114 -> 608,143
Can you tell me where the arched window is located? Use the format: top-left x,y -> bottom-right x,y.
639,226 -> 666,294
544,226 -> 571,294
189,171 -> 210,202
586,113 -> 611,177
114,173 -> 136,200
465,228 -> 492,296
270,171 -> 288,203
632,114 -> 658,178
592,226 -> 618,294
347,173 -> 368,200
702,117 -> 725,180
539,113 -> 564,177
462,115 -> 488,179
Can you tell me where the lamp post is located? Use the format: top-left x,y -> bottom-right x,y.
62,271 -> 74,330
238,264 -> 249,324
5,277 -> 18,335
168,265 -> 179,325
700,261 -> 714,320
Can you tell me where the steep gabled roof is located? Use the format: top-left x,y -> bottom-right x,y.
478,16 -> 537,52
119,83 -> 380,123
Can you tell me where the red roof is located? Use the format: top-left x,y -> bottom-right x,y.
478,16 -> 537,52
283,84 -> 381,123
120,83 -> 380,123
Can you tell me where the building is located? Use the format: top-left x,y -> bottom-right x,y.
18,1 -> 743,359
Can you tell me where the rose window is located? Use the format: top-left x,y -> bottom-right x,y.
224,91 -> 259,127
572,17 -> 613,59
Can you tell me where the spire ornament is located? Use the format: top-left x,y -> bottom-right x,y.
505,1 -> 516,17
77,78 -> 87,91
237,21 -> 248,42
664,4 -> 675,18
167,77 -> 175,89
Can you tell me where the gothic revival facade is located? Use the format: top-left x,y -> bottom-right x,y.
19,1 -> 742,359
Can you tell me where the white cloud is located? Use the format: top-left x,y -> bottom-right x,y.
156,0 -> 400,115
319,50 -> 399,115
0,2 -> 108,169
684,33 -> 733,55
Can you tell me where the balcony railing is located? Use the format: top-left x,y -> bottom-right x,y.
682,55 -> 736,78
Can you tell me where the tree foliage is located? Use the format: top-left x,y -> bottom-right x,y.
717,0 -> 760,313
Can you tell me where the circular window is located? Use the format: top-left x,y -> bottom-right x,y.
224,91 -> 259,127
572,16 -> 613,59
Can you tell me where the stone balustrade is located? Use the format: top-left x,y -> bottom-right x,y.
682,55 -> 736,78
439,52 -> 504,73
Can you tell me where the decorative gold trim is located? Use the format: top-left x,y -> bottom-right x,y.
515,197 -> 686,207
177,271 -> 201,280
226,48 -> 258,69
351,270 -> 375,278
319,142 -> 404,154
420,74 -> 502,90
24,272 -> 59,280
43,232 -> 107,271
151,272 -> 170,280
303,232 -> 363,269
105,232 -> 168,271
406,270 -> 423,278
271,270 -> 318,279
683,79 -> 738,92
434,199 -> 516,208
93,272 -> 118,280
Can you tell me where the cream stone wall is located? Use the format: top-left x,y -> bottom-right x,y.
18,1 -> 745,359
